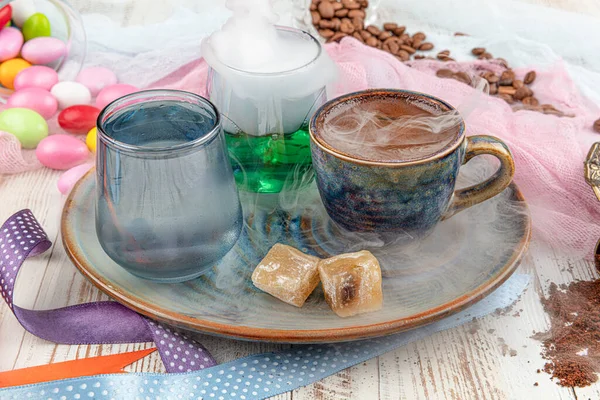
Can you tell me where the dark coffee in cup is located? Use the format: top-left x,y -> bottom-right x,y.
318,93 -> 462,162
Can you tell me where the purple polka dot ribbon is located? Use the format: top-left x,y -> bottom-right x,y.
0,209 -> 216,373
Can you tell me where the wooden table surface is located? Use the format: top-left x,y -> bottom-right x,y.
1,1 -> 599,399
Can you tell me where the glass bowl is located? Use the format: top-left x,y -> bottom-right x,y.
0,0 -> 86,99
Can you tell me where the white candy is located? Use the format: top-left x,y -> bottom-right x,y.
50,81 -> 92,110
10,0 -> 36,27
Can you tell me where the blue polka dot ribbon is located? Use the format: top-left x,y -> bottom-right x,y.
0,210 -> 216,373
0,209 -> 528,399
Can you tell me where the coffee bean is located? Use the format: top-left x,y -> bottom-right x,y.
348,9 -> 365,18
379,31 -> 392,40
594,118 -> 600,133
319,28 -> 335,38
442,57 -> 455,62
514,86 -> 533,100
394,26 -> 406,36
436,69 -> 455,79
489,83 -> 498,95
397,50 -> 410,61
342,0 -> 362,9
388,40 -> 400,54
318,1 -> 335,19
524,71 -> 537,84
512,80 -> 524,89
332,1 -> 343,10
366,25 -> 381,35
328,32 -> 348,43
479,52 -> 493,60
310,3 -> 317,11
384,23 -> 398,31
366,36 -> 378,47
522,96 -> 539,106
360,30 -> 372,40
454,32 -> 469,36
401,45 -> 416,54
311,11 -> 321,25
499,70 -> 515,86
438,49 -> 450,56
412,38 -> 423,49
482,72 -> 499,84
399,33 -> 410,42
335,9 -> 349,17
352,31 -> 364,42
340,20 -> 355,34
332,18 -> 342,30
472,47 -> 486,56
352,17 -> 364,30
498,86 -> 517,96
319,19 -> 334,29
360,0 -> 369,6
419,42 -> 434,51
499,94 -> 514,104
454,71 -> 472,85
414,54 -> 425,59
413,32 -> 426,41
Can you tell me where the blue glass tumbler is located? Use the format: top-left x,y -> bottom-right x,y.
95,90 -> 243,283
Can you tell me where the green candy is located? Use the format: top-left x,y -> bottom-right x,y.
0,108 -> 48,149
22,13 -> 51,41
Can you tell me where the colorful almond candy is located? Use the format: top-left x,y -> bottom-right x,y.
58,105 -> 100,134
0,5 -> 11,29
51,81 -> 92,109
10,0 -> 36,27
96,84 -> 138,109
86,127 -> 97,152
76,67 -> 118,97
251,243 -> 321,307
318,250 -> 383,318
13,65 -> 59,91
0,58 -> 31,89
0,108 -> 48,149
36,134 -> 90,170
0,27 -> 24,62
21,37 -> 67,65
22,13 -> 51,41
7,88 -> 58,119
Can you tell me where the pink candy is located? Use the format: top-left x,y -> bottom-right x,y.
13,66 -> 59,91
0,28 -> 24,62
21,37 -> 67,65
95,84 -> 138,110
76,67 -> 118,97
7,88 -> 58,119
36,134 -> 90,170
57,162 -> 94,194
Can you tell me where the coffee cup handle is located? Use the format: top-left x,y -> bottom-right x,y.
442,135 -> 515,220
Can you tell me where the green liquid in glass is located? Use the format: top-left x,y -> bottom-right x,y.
225,126 -> 314,193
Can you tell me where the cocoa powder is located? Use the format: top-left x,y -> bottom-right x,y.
535,280 -> 600,387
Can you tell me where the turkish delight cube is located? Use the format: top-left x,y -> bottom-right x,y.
251,243 -> 321,307
318,250 -> 383,317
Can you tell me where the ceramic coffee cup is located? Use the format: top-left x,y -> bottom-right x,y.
309,89 -> 515,237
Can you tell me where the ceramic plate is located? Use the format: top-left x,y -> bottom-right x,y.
62,162 -> 530,343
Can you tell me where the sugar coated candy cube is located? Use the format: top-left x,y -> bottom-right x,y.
251,243 -> 321,307
318,250 -> 383,318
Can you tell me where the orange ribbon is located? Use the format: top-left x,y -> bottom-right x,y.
0,348 -> 156,388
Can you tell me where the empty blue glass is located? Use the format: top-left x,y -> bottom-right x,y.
95,90 -> 243,283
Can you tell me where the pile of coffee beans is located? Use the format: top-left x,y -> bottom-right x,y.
310,0 -> 435,62
309,2 -> 577,118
